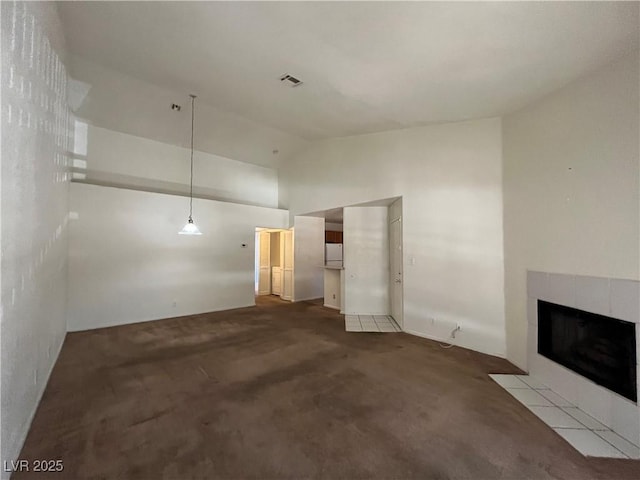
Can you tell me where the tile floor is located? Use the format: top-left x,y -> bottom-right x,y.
345,315 -> 402,332
489,374 -> 640,459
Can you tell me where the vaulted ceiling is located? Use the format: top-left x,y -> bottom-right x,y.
58,1 -> 639,141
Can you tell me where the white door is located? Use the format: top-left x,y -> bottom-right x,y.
257,231 -> 271,295
282,229 -> 294,301
279,231 -> 285,296
271,267 -> 282,295
390,217 -> 403,327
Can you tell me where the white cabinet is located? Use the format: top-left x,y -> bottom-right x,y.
272,267 -> 282,295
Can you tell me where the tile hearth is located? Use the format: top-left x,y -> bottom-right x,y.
526,271 -> 640,449
490,374 -> 640,459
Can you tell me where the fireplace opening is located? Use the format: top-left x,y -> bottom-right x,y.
538,300 -> 637,403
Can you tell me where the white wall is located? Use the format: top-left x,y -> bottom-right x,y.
292,216 -> 324,302
1,2 -> 72,475
503,53 -> 640,369
343,207 -> 390,315
281,118 -> 506,357
77,124 -> 279,208
67,182 -> 288,331
68,54 -> 308,170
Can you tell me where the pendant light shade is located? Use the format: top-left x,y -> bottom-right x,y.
179,94 -> 202,235
179,217 -> 202,235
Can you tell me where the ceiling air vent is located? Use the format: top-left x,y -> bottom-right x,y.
280,74 -> 303,87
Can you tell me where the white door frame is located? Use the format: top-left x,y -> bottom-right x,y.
389,214 -> 403,328
257,230 -> 271,295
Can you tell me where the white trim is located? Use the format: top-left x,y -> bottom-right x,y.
293,296 -> 323,303
69,304 -> 257,332
404,329 -> 448,342
323,304 -> 340,310
404,328 -> 507,359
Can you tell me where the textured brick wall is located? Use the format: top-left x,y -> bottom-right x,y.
1,1 -> 72,472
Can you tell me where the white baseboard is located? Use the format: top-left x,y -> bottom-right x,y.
293,296 -> 323,303
69,303 -> 257,332
404,328 -> 450,344
323,304 -> 340,310
404,328 -> 506,359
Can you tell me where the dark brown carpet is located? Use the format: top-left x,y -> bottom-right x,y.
16,297 -> 640,479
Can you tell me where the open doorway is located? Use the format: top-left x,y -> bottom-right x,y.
302,196 -> 403,332
255,227 -> 293,300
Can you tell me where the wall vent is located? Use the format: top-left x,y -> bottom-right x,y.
280,74 -> 303,87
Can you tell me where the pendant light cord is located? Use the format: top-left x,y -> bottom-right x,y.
189,94 -> 196,219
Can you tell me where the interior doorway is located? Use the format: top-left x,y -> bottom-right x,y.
255,227 -> 293,300
389,198 -> 403,328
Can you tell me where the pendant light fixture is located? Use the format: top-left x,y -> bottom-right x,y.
179,94 -> 202,235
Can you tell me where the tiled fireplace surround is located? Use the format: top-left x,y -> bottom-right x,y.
526,271 -> 640,447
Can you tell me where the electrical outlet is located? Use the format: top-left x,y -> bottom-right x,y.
172,301 -> 177,308
332,294 -> 336,299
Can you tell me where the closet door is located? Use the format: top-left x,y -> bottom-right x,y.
282,229 -> 294,301
271,267 -> 282,295
279,231 -> 285,297
257,231 -> 271,295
